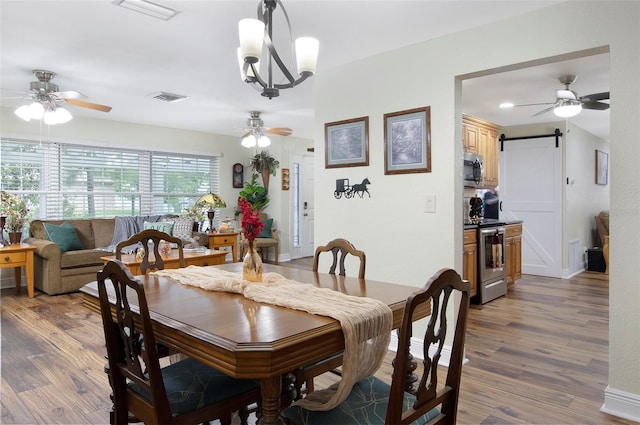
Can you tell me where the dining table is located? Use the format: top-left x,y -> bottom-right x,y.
80,262 -> 430,425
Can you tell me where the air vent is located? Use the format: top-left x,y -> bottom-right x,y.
148,91 -> 189,103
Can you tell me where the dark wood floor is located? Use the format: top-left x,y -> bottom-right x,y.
1,261 -> 635,424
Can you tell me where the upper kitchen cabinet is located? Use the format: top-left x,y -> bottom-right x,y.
463,114 -> 501,188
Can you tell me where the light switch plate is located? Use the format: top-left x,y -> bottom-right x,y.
425,194 -> 436,213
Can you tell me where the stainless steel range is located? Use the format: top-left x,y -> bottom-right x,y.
477,224 -> 507,304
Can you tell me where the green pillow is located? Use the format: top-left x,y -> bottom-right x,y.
258,218 -> 273,239
143,221 -> 174,235
43,222 -> 83,253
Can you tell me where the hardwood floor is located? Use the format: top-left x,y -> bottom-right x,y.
1,262 -> 635,424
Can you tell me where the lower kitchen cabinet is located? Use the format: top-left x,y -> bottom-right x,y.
463,229 -> 478,297
505,223 -> 522,287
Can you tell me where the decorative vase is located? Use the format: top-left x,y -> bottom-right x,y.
243,240 -> 263,282
8,231 -> 22,245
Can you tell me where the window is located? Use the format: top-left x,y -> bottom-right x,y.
1,138 -> 221,220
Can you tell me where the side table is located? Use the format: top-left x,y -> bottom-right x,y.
0,244 -> 37,298
207,232 -> 239,262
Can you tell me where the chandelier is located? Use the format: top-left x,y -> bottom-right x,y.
237,0 -> 319,99
15,101 -> 72,125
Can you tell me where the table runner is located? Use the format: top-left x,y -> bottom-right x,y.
152,266 -> 392,411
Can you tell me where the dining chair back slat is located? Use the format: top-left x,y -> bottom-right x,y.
115,228 -> 185,274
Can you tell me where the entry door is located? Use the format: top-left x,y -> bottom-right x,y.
300,155 -> 315,257
500,136 -> 562,278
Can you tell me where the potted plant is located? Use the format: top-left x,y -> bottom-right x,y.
237,176 -> 269,214
1,191 -> 30,244
249,150 -> 279,192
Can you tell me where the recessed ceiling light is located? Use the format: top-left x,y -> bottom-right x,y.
113,0 -> 179,21
499,102 -> 514,109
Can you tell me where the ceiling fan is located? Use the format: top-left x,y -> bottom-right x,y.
511,75 -> 609,118
240,111 -> 292,148
12,69 -> 112,124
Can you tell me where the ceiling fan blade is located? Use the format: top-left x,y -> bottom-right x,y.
266,127 -> 292,136
532,106 -> 554,117
582,101 -> 610,111
65,98 -> 112,112
581,91 -> 609,102
513,102 -> 554,108
53,90 -> 86,99
241,130 -> 251,138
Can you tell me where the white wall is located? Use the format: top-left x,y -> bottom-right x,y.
313,1 -> 639,421
565,123 -> 610,250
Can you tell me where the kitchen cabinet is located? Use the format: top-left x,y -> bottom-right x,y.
505,223 -> 522,287
463,229 -> 478,297
463,114 -> 500,187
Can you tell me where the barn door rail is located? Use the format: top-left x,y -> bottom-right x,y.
499,128 -> 562,151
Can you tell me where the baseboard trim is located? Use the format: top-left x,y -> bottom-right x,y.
601,385 -> 640,423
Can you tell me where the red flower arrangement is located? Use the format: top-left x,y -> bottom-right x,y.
238,197 -> 264,242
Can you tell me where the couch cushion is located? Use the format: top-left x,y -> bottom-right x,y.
60,249 -> 107,269
171,217 -> 195,240
44,222 -> 84,253
91,219 -> 116,248
258,218 -> 273,239
143,221 -> 174,235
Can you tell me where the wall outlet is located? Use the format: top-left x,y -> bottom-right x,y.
425,194 -> 436,213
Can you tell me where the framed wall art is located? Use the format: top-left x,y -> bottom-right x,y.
324,116 -> 369,168
384,106 -> 431,175
596,149 -> 608,185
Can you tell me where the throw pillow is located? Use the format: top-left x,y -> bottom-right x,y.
143,221 -> 174,236
258,218 -> 273,239
172,217 -> 195,240
43,222 -> 84,253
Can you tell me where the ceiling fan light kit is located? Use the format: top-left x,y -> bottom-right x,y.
13,69 -> 112,125
238,0 -> 319,99
553,100 -> 582,118
239,111 -> 290,148
504,74 -> 609,119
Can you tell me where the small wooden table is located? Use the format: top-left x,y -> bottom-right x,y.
101,248 -> 227,275
0,244 -> 37,298
207,232 -> 239,262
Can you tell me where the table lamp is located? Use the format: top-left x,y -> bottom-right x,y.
196,192 -> 226,233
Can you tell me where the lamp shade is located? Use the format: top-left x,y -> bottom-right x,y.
241,135 -> 257,148
238,18 -> 265,63
196,192 -> 226,209
554,101 -> 582,118
295,37 -> 319,75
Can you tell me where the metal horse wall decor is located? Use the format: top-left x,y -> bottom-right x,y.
333,178 -> 371,199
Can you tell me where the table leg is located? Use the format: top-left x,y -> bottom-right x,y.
258,375 -> 285,425
232,242 -> 238,262
26,250 -> 34,298
14,266 -> 21,294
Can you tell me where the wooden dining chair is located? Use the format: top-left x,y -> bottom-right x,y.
97,259 -> 261,425
293,238 -> 367,399
312,237 -> 366,278
115,228 -> 185,274
283,268 -> 471,425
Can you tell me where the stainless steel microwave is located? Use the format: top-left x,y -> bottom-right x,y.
463,152 -> 484,187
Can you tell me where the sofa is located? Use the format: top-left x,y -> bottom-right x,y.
25,215 -> 204,295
